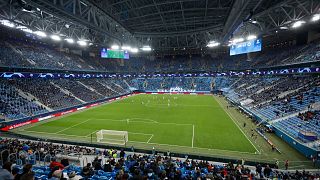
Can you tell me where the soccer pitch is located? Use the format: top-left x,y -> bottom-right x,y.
18,94 -> 258,154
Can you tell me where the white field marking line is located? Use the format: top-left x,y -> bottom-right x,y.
21,129 -> 88,138
21,128 -> 255,155
289,165 -> 307,169
147,134 -> 154,143
20,95 -> 137,130
83,130 -> 153,138
85,130 -> 100,137
130,117 -> 158,123
129,132 -> 153,136
23,127 -> 254,154
128,140 -> 257,155
108,100 -> 213,107
192,124 -> 195,148
214,96 -> 261,154
93,117 -> 193,126
55,119 -> 92,134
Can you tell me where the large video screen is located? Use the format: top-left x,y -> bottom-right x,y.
101,48 -> 129,59
230,39 -> 262,56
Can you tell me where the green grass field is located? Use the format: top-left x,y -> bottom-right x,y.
19,94 -> 257,154
14,94 -> 314,168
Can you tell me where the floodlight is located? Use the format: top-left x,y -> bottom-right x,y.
34,31 -> 47,37
77,40 -> 87,46
311,14 -> 320,22
0,20 -> 15,28
121,46 -> 131,50
50,34 -> 61,41
247,35 -> 257,40
65,38 -> 74,44
141,46 -> 152,51
292,20 -> 305,28
232,38 -> 244,43
207,41 -> 220,47
111,45 -> 119,49
130,48 -> 139,53
22,28 -> 33,33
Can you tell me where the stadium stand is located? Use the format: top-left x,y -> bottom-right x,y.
1,26 -> 320,73
1,0 -> 320,177
0,79 -> 47,120
1,138 -> 319,179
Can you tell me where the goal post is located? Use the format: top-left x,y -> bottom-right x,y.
96,130 -> 128,146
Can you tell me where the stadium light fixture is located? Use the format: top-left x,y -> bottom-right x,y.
232,38 -> 244,44
16,25 -> 26,29
206,41 -> 220,48
311,14 -> 320,22
292,20 -> 305,28
0,20 -> 15,28
280,26 -> 288,30
141,46 -> 152,51
21,28 -> 33,33
34,31 -> 47,37
65,38 -> 74,44
111,45 -> 119,50
77,40 -> 87,46
130,48 -> 139,53
16,26 -> 33,33
246,35 -> 257,40
50,34 -> 61,41
121,46 -> 131,50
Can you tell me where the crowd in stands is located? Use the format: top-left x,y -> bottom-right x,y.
8,79 -> 82,110
219,75 -> 320,145
128,77 -> 213,92
1,25 -> 320,73
298,111 -> 320,122
0,78 -> 130,121
0,80 -> 47,120
1,138 -> 319,180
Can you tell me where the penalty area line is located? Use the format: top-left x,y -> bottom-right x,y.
147,134 -> 154,143
55,119 -> 92,134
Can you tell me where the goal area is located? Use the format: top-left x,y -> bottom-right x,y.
96,130 -> 128,145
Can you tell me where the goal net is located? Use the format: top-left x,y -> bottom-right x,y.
96,130 -> 128,145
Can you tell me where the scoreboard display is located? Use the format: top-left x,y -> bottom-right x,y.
230,39 -> 262,56
101,48 -> 129,59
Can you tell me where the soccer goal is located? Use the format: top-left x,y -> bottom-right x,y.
96,130 -> 128,146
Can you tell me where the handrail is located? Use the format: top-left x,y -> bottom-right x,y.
33,150 -> 41,165
43,154 -> 52,166
0,149 -> 9,165
8,153 -> 18,163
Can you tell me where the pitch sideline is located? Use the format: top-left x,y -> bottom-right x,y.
213,96 -> 261,154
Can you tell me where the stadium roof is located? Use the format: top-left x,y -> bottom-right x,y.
0,0 -> 319,52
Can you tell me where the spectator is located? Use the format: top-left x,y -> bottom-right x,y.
285,160 -> 289,170
19,172 -> 35,180
49,170 -> 63,180
11,167 -> 19,179
82,163 -> 94,178
67,171 -> 82,180
0,162 -> 14,180
120,149 -> 125,158
15,164 -> 32,180
49,157 -> 64,170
